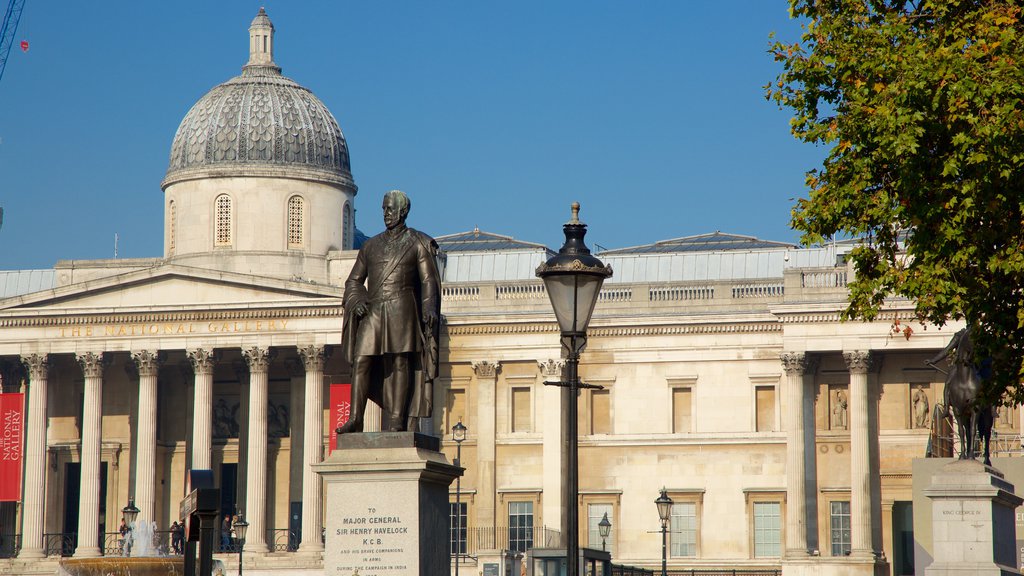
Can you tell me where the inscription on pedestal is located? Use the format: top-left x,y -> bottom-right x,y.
328,501 -> 416,575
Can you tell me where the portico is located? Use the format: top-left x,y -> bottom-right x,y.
0,265 -> 351,559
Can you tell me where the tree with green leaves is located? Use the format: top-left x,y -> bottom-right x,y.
768,0 -> 1024,403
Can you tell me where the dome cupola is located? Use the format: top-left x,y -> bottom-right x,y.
161,9 -> 357,282
162,8 -> 353,189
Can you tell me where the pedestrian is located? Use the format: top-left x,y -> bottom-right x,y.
171,520 -> 184,555
221,515 -> 233,551
118,519 -> 129,555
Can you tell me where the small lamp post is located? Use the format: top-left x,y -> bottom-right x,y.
655,489 -> 673,576
598,512 -> 611,552
122,498 -> 139,556
452,419 -> 468,576
536,202 -> 612,576
233,513 -> 249,576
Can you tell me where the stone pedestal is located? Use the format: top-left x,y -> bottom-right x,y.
924,459 -> 1022,576
314,432 -> 462,576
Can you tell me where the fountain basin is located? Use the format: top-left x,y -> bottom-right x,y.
57,557 -> 226,576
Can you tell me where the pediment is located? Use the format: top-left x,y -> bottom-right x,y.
0,264 -> 342,312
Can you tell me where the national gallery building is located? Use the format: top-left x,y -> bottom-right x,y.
0,10 -> 1018,576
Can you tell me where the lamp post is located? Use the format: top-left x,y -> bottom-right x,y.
233,513 -> 249,576
122,498 -> 139,556
536,202 -> 612,576
452,419 -> 468,576
598,512 -> 611,552
655,489 -> 673,576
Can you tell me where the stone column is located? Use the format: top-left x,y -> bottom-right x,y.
18,354 -> 49,559
132,351 -> 159,524
243,346 -> 270,552
298,345 -> 325,552
472,360 -> 500,532
539,359 -> 566,544
187,349 -> 215,471
781,352 -> 818,556
844,350 -> 879,557
75,352 -> 105,558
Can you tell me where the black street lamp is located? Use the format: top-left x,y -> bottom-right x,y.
452,419 -> 468,576
536,202 -> 612,576
598,512 -> 611,552
233,512 -> 249,576
122,498 -> 139,557
655,489 -> 673,576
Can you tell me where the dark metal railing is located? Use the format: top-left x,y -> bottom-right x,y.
464,526 -> 562,555
43,532 -> 76,557
611,568 -> 781,576
0,533 -> 20,558
269,528 -> 299,552
611,566 -> 654,576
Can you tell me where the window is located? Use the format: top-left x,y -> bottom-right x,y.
287,195 -> 304,248
755,385 -> 776,432
446,388 -> 466,435
590,389 -> 611,434
449,502 -> 467,556
168,200 -> 176,254
588,503 -> 613,554
670,502 -> 697,557
508,502 -> 533,552
672,388 -> 692,433
830,501 -> 851,556
511,387 -> 531,432
753,502 -> 781,557
215,194 -> 232,246
343,202 -> 352,249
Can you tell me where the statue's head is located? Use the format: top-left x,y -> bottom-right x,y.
382,189 -> 410,230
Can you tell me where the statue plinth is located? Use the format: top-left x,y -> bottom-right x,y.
314,432 -> 461,576
924,459 -> 1022,576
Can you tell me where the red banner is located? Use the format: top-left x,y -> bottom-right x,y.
0,393 -> 24,502
329,383 -> 351,453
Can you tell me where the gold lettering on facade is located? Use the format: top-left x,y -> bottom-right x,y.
55,320 -> 291,339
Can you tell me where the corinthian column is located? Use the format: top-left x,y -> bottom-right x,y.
844,350 -> 879,558
297,345 -> 325,552
243,346 -> 270,552
18,354 -> 49,559
75,352 -> 105,558
132,351 -> 160,524
472,360 -> 500,531
781,352 -> 818,557
187,349 -> 215,470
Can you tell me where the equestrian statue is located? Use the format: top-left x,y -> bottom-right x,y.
926,325 -> 995,465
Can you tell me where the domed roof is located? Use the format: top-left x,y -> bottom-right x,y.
163,9 -> 353,189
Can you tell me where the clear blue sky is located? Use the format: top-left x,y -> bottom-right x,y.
0,1 -> 822,270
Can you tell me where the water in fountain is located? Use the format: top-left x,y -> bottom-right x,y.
123,519 -> 160,557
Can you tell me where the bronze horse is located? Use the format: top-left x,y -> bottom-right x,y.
926,327 -> 995,465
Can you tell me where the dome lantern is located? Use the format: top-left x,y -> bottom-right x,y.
246,7 -> 279,74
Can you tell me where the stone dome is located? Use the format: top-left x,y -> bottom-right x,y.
162,9 -> 353,190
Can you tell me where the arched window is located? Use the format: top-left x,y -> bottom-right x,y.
343,202 -> 352,249
168,200 -> 177,254
215,194 -> 232,246
287,195 -> 304,248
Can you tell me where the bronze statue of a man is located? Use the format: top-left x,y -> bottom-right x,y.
338,190 -> 441,433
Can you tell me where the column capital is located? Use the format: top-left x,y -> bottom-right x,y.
243,346 -> 272,373
298,345 -> 325,372
76,352 -> 106,378
780,352 -> 818,375
471,360 -> 500,379
843,350 -> 878,374
131,350 -> 161,377
21,353 -> 50,380
187,348 -> 215,375
538,359 -> 564,379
